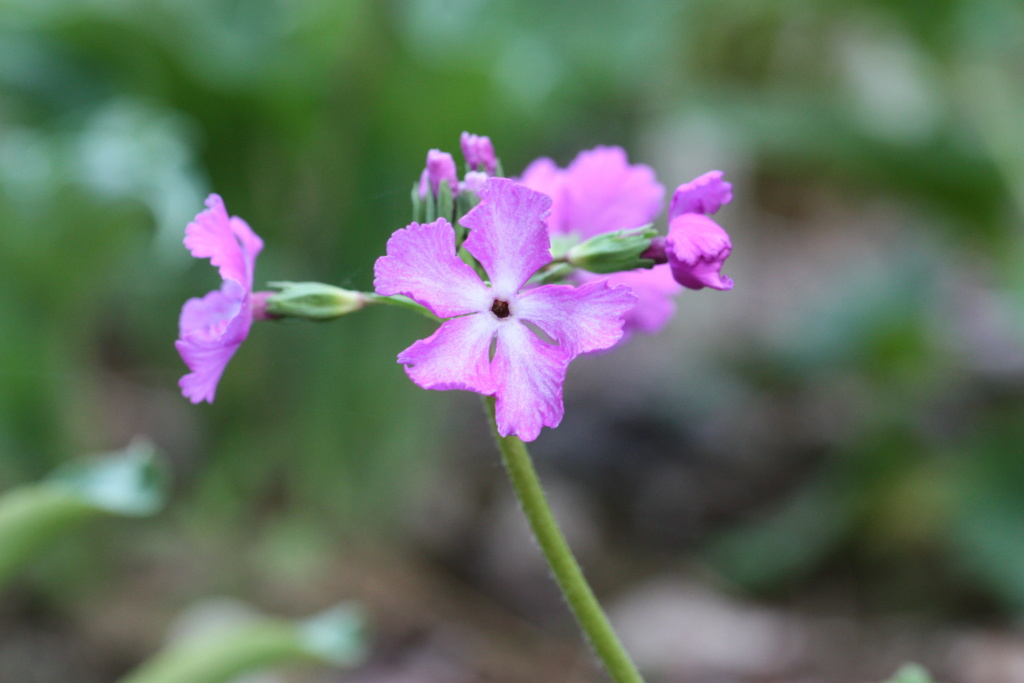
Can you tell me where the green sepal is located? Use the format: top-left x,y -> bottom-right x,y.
566,225 -> 658,274
436,179 -> 454,222
456,190 -> 480,222
265,282 -> 366,321
411,182 -> 425,223
424,189 -> 437,223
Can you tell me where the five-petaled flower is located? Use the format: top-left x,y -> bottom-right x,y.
374,178 -> 637,441
176,194 -> 264,404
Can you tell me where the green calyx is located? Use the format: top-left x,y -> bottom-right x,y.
265,282 -> 366,321
566,225 -> 658,274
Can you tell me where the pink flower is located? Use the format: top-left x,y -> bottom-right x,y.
375,178 -> 636,441
520,146 -> 680,336
175,194 -> 264,404
665,171 -> 734,291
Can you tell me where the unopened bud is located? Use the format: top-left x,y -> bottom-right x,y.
264,282 -> 366,321
565,225 -> 658,274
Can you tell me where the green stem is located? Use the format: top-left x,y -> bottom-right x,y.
363,293 -> 440,321
481,396 -> 644,683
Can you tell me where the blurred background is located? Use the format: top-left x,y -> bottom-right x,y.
1,0 -> 1023,681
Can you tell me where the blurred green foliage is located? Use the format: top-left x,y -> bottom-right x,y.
1,0 -> 1024,631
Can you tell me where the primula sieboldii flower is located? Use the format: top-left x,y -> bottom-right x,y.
460,132 -> 497,175
374,178 -> 636,441
418,149 -> 459,198
665,171 -> 734,291
176,194 -> 264,404
520,146 -> 681,336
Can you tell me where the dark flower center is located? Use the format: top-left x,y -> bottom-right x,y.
491,299 -> 511,319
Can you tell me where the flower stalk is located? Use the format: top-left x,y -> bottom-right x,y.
481,396 -> 644,683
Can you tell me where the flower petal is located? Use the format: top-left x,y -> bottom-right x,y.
374,219 -> 491,318
396,314 -> 498,394
183,194 -> 263,288
514,280 -> 637,356
592,266 -> 681,336
175,282 -> 252,404
492,321 -> 568,442
669,170 -> 733,219
666,213 -> 734,291
461,178 -> 553,298
561,146 -> 664,238
179,280 -> 246,337
518,157 -> 568,233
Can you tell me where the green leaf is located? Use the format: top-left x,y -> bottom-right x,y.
0,439 -> 168,589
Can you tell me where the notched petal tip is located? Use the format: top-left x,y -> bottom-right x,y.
669,171 -> 733,219
461,178 -> 554,295
373,219 -> 490,318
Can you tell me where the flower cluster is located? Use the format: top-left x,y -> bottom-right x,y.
176,133 -> 735,440
376,178 -> 636,441
520,146 -> 734,336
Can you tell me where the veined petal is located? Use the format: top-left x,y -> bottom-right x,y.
515,280 -> 637,356
461,178 -> 553,298
183,194 -> 263,288
561,147 -> 664,239
397,314 -> 498,394
492,322 -> 568,442
666,213 -> 734,291
518,157 -> 568,234
179,279 -> 245,337
176,283 -> 252,404
374,219 -> 491,318
601,266 -> 681,336
669,170 -> 733,219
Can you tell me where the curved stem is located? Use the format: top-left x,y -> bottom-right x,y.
363,293 -> 440,321
481,396 -> 644,683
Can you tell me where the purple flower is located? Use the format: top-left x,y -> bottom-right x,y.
665,171 -> 734,291
418,149 -> 459,198
520,146 -> 680,336
460,132 -> 497,174
375,178 -> 636,441
175,194 -> 263,404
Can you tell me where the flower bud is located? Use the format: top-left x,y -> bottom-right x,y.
264,282 -> 366,321
418,150 -> 459,199
565,225 -> 658,274
460,132 -> 497,174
